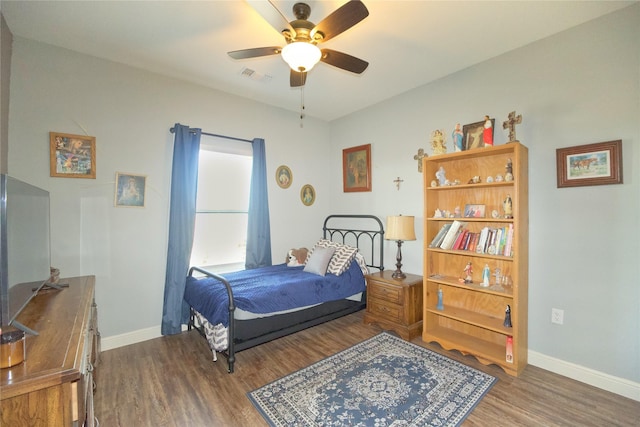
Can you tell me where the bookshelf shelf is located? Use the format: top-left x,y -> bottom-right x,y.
422,142 -> 528,376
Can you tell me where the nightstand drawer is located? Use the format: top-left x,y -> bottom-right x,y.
369,282 -> 401,303
368,298 -> 401,322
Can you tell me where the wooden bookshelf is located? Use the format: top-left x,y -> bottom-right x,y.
422,143 -> 528,376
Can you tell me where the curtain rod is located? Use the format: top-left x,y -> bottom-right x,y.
169,127 -> 253,144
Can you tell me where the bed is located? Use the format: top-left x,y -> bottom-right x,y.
184,214 -> 385,373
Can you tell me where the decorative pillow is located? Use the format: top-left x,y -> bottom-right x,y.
303,246 -> 336,276
354,252 -> 370,276
307,239 -> 358,276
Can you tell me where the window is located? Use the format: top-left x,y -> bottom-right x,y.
189,136 -> 252,272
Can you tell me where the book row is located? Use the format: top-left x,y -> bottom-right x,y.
429,220 -> 514,257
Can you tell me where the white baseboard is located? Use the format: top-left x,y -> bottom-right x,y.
101,326 -> 162,351
528,350 -> 640,402
100,324 -> 189,351
101,328 -> 638,402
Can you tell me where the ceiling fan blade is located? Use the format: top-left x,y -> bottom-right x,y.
290,70 -> 307,87
247,0 -> 296,39
311,0 -> 369,43
228,46 -> 281,60
320,49 -> 368,74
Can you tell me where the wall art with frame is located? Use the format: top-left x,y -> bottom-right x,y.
49,132 -> 96,178
556,140 -> 622,188
342,143 -> 371,192
462,118 -> 494,151
115,172 -> 146,207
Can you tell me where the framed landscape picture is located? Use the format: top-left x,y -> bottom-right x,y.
556,140 -> 622,188
49,132 -> 96,178
343,144 -> 371,192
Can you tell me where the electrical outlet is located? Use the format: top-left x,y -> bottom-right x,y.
551,308 -> 564,325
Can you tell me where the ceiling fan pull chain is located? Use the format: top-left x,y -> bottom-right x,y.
300,86 -> 305,128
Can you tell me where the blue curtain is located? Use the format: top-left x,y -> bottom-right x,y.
161,124 -> 201,335
245,138 -> 272,269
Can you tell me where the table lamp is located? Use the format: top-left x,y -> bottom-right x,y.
385,215 -> 416,279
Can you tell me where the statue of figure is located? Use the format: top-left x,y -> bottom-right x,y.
503,194 -> 513,219
504,305 -> 512,328
452,123 -> 464,152
436,166 -> 446,186
505,158 -> 513,182
431,129 -> 447,155
482,264 -> 490,287
483,116 -> 493,146
463,262 -> 473,283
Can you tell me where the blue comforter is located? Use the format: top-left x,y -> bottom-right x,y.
184,260 -> 365,327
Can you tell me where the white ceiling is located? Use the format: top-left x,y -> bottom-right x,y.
2,1 -> 636,121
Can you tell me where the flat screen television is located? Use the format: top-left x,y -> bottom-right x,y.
0,174 -> 52,335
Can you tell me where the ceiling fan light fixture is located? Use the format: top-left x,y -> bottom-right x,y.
281,42 -> 321,72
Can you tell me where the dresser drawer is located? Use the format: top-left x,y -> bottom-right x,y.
368,298 -> 401,322
368,282 -> 401,303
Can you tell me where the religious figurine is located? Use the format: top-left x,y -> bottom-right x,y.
481,264 -> 490,287
431,129 -> 447,155
452,123 -> 464,152
494,267 -> 502,285
503,194 -> 513,219
435,166 -> 446,186
463,262 -> 473,284
504,305 -> 512,328
483,115 -> 493,147
505,158 -> 513,182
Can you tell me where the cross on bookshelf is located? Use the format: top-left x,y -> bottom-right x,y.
503,111 -> 522,143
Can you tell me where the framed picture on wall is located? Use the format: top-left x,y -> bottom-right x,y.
275,165 -> 292,189
49,132 -> 96,179
300,184 -> 315,206
114,172 -> 146,207
342,144 -> 371,192
556,140 -> 623,188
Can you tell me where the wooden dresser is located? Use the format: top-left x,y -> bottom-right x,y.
1,276 -> 99,426
363,270 -> 423,340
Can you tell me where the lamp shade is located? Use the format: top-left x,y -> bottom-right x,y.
281,42 -> 322,72
385,215 -> 416,241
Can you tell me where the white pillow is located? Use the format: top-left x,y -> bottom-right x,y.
303,246 -> 336,276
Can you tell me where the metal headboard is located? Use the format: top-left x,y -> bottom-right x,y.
322,214 -> 385,272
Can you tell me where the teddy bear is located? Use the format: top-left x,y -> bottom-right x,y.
286,248 -> 309,266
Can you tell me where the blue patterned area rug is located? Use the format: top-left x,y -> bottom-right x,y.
248,332 -> 496,426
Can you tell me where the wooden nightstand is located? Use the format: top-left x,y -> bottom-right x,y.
363,270 -> 423,340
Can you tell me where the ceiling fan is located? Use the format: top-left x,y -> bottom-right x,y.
229,0 -> 369,87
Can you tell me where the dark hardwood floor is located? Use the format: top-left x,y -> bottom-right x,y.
94,311 -> 639,426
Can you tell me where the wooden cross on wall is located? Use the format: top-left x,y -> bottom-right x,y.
394,177 -> 404,190
413,148 -> 426,172
502,111 -> 522,143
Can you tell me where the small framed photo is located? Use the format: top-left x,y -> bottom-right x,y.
115,173 -> 146,207
50,132 -> 96,179
463,118 -> 494,150
275,165 -> 292,189
464,204 -> 486,218
343,144 -> 371,192
300,184 -> 315,206
556,140 -> 623,188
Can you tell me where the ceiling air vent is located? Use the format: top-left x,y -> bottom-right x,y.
239,67 -> 272,83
